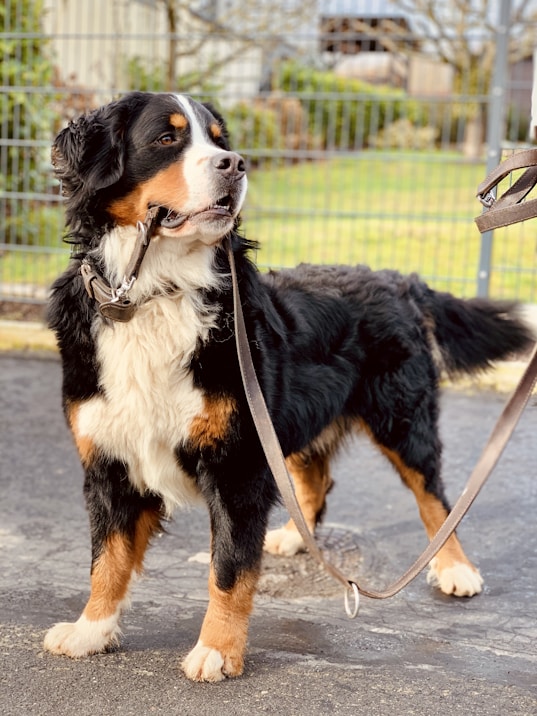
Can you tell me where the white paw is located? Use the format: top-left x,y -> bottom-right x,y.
182,641 -> 228,682
427,559 -> 484,597
43,613 -> 121,657
264,526 -> 305,556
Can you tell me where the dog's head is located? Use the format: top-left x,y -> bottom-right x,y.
52,91 -> 247,248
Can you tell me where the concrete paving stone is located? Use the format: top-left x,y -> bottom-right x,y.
1,353 -> 536,715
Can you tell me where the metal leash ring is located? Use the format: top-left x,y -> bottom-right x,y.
344,581 -> 360,619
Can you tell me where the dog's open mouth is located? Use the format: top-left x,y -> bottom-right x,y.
158,195 -> 233,229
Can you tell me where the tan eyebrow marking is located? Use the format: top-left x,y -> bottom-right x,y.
210,122 -> 222,138
170,113 -> 188,129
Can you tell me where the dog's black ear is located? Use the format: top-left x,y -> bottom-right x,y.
52,102 -> 127,198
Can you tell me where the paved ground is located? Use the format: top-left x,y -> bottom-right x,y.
1,352 -> 536,715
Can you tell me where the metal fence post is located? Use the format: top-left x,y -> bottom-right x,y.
477,0 -> 511,297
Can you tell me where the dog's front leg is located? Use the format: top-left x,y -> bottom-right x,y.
182,471 -> 269,682
182,563 -> 259,682
44,457 -> 163,658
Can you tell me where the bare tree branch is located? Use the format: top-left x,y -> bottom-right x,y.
155,0 -> 318,91
392,0 -> 537,88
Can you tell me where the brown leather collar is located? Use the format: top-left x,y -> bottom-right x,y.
80,206 -> 161,322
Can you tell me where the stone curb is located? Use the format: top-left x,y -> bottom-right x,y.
0,320 -> 57,353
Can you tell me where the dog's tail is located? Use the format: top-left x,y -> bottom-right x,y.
416,286 -> 534,377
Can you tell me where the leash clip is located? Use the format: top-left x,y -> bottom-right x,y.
114,274 -> 137,301
478,191 -> 495,208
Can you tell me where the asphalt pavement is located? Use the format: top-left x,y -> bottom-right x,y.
1,352 -> 536,715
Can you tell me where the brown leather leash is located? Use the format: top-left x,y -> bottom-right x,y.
475,148 -> 537,232
227,192 -> 537,615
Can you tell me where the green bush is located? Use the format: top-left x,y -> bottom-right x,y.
124,56 -> 167,93
225,102 -> 285,166
0,0 -> 54,196
0,0 -> 56,245
506,105 -> 531,143
370,118 -> 438,150
275,62 -> 486,151
124,55 -> 221,96
3,204 -> 64,247
276,61 -> 429,150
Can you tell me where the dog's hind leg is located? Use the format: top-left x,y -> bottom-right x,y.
263,451 -> 333,556
44,458 -> 163,657
362,420 -> 483,598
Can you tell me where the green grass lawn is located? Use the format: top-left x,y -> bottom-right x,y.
0,246 -> 69,293
243,151 -> 537,301
2,150 -> 536,302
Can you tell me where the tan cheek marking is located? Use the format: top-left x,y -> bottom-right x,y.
66,402 -> 95,467
83,533 -> 133,621
197,566 -> 258,675
107,162 -> 189,225
170,113 -> 187,129
189,395 -> 236,449
132,509 -> 162,573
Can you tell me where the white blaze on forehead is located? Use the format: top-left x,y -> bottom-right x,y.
168,92 -> 247,234
174,94 -> 215,148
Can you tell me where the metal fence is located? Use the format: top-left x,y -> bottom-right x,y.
1,0 -> 537,308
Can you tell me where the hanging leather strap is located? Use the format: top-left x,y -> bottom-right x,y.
80,206 -> 161,322
475,148 -> 537,232
227,239 -> 537,611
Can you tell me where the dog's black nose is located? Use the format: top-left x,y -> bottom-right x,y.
211,151 -> 246,180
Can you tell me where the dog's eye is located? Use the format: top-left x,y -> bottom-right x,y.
157,133 -> 176,146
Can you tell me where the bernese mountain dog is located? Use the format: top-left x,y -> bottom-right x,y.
44,91 -> 533,682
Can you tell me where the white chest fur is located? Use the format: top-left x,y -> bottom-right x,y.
76,291 -> 217,514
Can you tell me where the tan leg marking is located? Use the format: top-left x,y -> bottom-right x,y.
85,509 -> 160,621
83,533 -> 133,621
182,567 -> 258,682
132,509 -> 162,571
66,401 -> 95,467
264,452 -> 333,556
44,510 -> 161,657
189,394 -> 236,450
374,440 -> 483,597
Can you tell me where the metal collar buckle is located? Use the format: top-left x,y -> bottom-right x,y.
113,274 -> 136,302
478,191 -> 495,208
99,275 -> 137,322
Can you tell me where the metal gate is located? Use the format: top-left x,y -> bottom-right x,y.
1,0 -> 536,307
